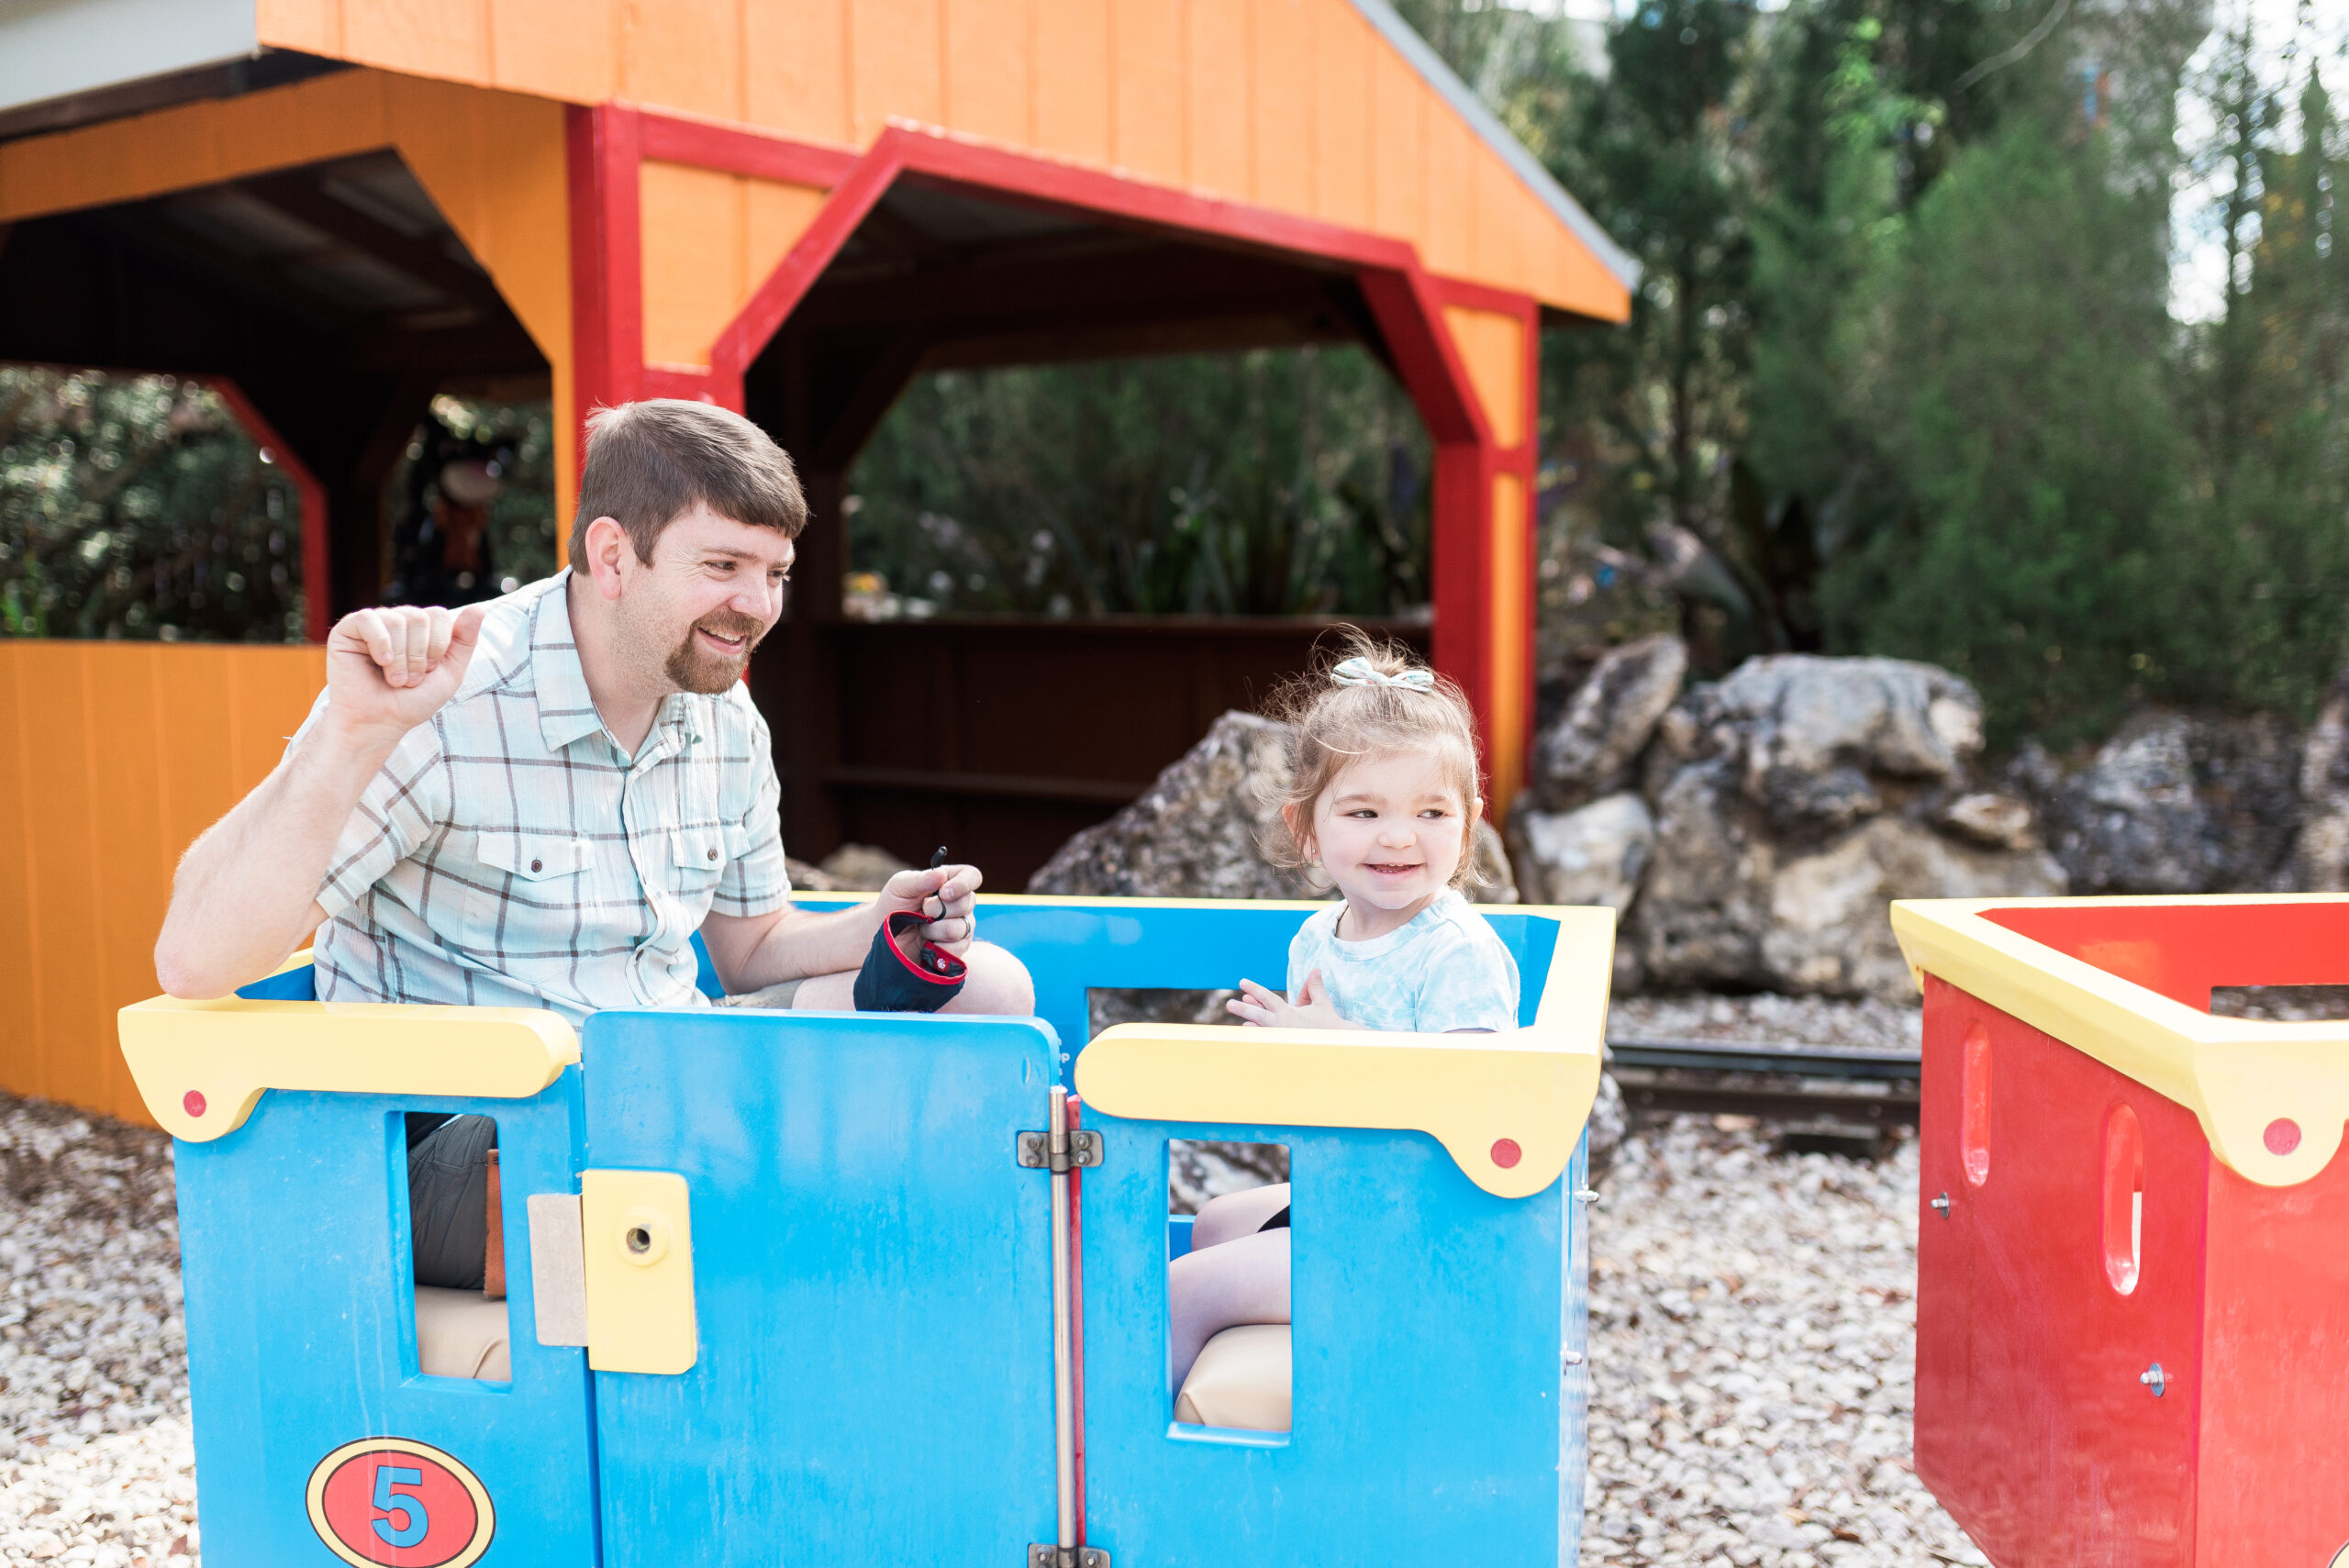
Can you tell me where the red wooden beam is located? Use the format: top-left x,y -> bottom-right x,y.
199,376 -> 331,644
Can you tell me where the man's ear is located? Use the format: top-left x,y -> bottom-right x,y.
582,517 -> 629,601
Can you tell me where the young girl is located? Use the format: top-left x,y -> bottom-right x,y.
1227,635 -> 1520,1034
1167,638 -> 1522,1432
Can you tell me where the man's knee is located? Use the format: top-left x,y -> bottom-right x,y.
944,940 -> 1035,1016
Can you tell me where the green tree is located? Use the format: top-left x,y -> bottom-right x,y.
848,346 -> 1431,617
0,368 -> 306,642
1819,113 -> 2181,745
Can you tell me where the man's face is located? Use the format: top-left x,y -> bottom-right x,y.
616,503 -> 795,694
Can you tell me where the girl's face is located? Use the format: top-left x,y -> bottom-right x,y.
1297,748 -> 1475,926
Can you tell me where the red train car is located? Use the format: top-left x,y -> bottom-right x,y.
1894,895 -> 2349,1568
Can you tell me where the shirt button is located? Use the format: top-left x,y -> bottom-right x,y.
530,858 -> 543,873
707,848 -> 718,862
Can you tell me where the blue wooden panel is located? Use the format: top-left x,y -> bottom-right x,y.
1560,1132 -> 1591,1567
1077,1112 -> 1580,1565
234,964 -> 317,1001
582,1008 -> 1064,1564
173,1074 -> 594,1566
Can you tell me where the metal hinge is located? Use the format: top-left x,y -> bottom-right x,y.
1018,1129 -> 1104,1171
1029,1547 -> 1110,1568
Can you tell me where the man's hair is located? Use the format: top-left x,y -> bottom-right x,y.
568,399 -> 807,566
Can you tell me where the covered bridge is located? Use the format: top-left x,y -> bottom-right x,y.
0,0 -> 1632,1122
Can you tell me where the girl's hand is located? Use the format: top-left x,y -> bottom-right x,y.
1226,971 -> 1360,1029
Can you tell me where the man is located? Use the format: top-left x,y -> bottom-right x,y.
155,399 -> 1034,1284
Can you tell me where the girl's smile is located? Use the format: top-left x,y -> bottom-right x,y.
1295,747 -> 1476,942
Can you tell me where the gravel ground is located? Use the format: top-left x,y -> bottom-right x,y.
1583,1117 -> 1983,1566
0,992 -> 1979,1567
1609,993 -> 1924,1054
0,1097 -> 194,1567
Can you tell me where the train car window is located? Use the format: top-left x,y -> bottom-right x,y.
401,1112 -> 513,1382
1167,1140 -> 1291,1435
2101,1104 -> 2144,1296
1960,1023 -> 1992,1187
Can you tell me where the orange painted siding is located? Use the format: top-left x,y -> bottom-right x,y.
852,0 -> 945,143
0,68 -> 576,517
1310,1 -> 1372,232
1186,0 -> 1254,199
1110,0 -> 1184,186
228,0 -> 1627,319
0,643 -> 326,1126
946,0 -> 1033,148
1033,0 -> 1112,169
1442,304 -> 1526,450
640,162 -> 829,369
1487,470 -> 1529,815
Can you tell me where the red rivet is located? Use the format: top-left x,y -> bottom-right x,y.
2266,1118 -> 2302,1155
182,1090 -> 206,1118
1490,1138 -> 1521,1169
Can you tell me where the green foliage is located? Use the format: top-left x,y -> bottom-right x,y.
0,368 -> 306,642
1411,0 -> 2346,749
1820,117 -> 2180,746
847,347 -> 1431,617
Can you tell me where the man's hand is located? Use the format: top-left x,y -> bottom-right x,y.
1226,971 -> 1361,1029
326,605 -> 489,741
878,862 -> 982,955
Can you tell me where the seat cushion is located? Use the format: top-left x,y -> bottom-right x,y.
415,1285 -> 512,1381
1174,1324 -> 1290,1432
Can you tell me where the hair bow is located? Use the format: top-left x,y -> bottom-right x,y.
1331,656 -> 1435,692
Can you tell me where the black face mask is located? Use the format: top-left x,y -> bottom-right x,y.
852,910 -> 968,1013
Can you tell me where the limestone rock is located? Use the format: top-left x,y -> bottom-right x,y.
1937,792 -> 2039,851
1030,709 -> 1518,904
1628,654 -> 2060,998
1675,655 -> 1987,830
1508,794 -> 1655,912
1467,818 -> 1520,903
817,841 -> 915,891
2287,667 -> 2349,889
1529,634 -> 1687,810
1628,759 -> 1776,992
1028,711 -> 1316,901
1762,817 -> 2065,999
2024,711 -> 2301,894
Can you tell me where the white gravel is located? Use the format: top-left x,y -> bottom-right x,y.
0,1096 -> 195,1567
1609,993 -> 1923,1054
0,1064 -> 1988,1568
1582,1116 -> 1983,1566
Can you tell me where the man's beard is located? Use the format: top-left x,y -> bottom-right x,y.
663,612 -> 769,693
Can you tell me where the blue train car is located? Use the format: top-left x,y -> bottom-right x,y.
118,895 -> 1609,1567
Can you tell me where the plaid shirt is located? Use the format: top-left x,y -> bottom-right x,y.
300,572 -> 792,1021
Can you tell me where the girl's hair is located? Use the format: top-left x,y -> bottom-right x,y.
1261,628 -> 1487,890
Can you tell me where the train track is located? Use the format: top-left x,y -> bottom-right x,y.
1605,1039 -> 1921,1129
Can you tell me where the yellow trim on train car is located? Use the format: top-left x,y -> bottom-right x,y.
118,961 -> 580,1142
1075,905 -> 1611,1200
1893,895 -> 2349,1189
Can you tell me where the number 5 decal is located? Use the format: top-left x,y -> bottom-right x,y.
307,1438 -> 495,1568
372,1464 -> 429,1548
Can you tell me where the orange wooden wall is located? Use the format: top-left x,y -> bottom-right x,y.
251,0 -> 1631,323
0,643 -> 325,1125
0,69 -> 581,520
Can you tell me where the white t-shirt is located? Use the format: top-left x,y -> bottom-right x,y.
1285,888 -> 1520,1033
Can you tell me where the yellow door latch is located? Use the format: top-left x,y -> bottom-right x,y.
531,1170 -> 697,1375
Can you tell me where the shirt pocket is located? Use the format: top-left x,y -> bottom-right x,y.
670,827 -> 729,888
479,835 -> 596,886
